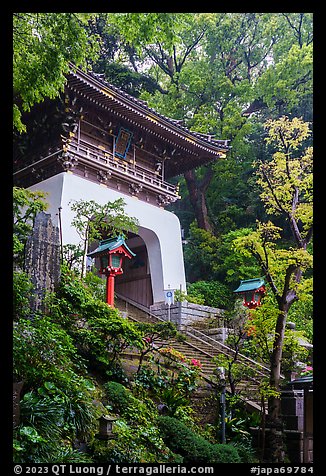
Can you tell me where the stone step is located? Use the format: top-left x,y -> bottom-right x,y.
116,296 -> 267,413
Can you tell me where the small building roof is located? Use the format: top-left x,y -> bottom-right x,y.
87,236 -> 135,258
233,278 -> 265,293
289,375 -> 313,390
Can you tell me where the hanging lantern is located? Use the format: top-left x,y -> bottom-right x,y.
87,236 -> 135,307
233,278 -> 266,309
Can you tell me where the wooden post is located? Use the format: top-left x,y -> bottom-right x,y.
106,274 -> 115,307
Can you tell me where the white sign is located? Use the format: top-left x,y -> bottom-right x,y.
164,289 -> 175,305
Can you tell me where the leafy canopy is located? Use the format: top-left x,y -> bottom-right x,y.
13,13 -> 99,132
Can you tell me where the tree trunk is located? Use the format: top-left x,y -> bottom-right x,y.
184,167 -> 214,232
81,223 -> 90,279
266,306 -> 288,462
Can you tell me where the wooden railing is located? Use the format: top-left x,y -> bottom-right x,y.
67,138 -> 178,198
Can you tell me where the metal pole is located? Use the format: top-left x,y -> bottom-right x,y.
168,303 -> 171,322
57,207 -> 64,264
220,381 -> 226,444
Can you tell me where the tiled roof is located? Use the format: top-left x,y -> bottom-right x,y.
87,235 -> 135,258
67,65 -> 230,153
88,70 -> 230,150
233,278 -> 265,293
66,65 -> 231,178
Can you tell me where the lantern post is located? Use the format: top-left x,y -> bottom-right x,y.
87,236 -> 135,307
233,278 -> 266,309
216,366 -> 226,444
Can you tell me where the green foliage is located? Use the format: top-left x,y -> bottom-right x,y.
207,158 -> 260,235
157,416 -> 241,463
13,13 -> 313,463
104,381 -> 156,425
183,222 -> 220,282
14,373 -> 99,462
13,271 -> 34,320
215,228 -> 262,288
83,269 -> 106,302
174,289 -> 205,305
184,223 -> 261,291
62,243 -> 84,272
20,381 -> 98,441
187,280 -> 235,310
97,381 -> 181,462
78,305 -> 144,366
287,278 -> 313,340
256,117 -> 313,236
14,423 -> 93,463
13,315 -> 86,387
69,198 -> 138,245
257,43 -> 312,112
47,264 -> 144,375
69,198 -> 138,277
230,439 -> 257,463
91,418 -> 182,463
135,321 -> 179,371
134,349 -> 201,421
13,13 -> 100,132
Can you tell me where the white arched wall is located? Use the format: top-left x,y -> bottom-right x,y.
28,172 -> 186,303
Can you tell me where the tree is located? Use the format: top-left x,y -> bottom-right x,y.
13,13 -> 99,133
69,198 -> 138,278
233,116 -> 313,462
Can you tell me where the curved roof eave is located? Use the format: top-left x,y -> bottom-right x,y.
67,65 -> 230,159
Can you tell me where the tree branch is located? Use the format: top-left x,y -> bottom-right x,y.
250,245 -> 280,299
260,165 -> 286,214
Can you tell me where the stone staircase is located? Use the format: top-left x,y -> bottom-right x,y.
115,295 -> 270,413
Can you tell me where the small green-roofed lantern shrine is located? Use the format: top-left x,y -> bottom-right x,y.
233,277 -> 266,309
87,236 -> 135,307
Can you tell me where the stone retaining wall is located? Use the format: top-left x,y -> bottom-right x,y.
150,301 -> 224,330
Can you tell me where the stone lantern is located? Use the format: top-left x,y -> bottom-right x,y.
87,235 -> 135,307
96,415 -> 117,440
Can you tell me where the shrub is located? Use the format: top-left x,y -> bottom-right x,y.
157,416 -> 241,463
47,266 -> 145,375
83,269 -> 106,301
104,381 -> 157,425
230,440 -> 257,463
13,271 -> 34,320
13,315 -> 86,386
187,280 -> 235,310
91,420 -> 183,463
210,443 -> 241,463
14,382 -> 98,463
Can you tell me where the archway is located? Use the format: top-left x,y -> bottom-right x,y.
115,231 -> 161,307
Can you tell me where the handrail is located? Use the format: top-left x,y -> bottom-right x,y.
115,293 -> 167,323
186,327 -> 272,376
187,327 -> 284,380
185,328 -> 271,378
116,294 -> 283,383
116,294 -> 268,411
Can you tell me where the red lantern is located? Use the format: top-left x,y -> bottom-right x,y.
87,236 -> 135,307
233,278 -> 266,309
